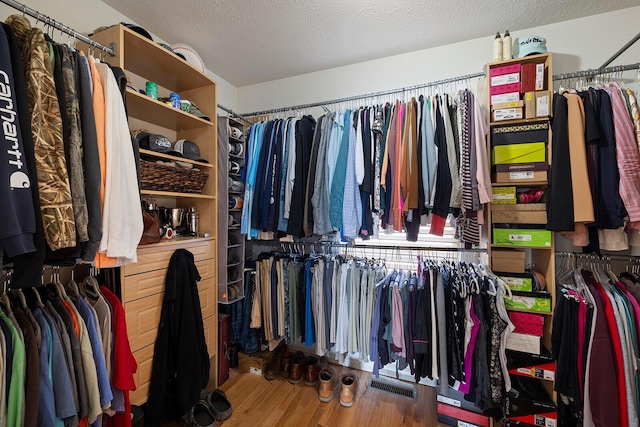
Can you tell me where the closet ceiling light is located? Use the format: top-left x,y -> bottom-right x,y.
103,0 -> 639,86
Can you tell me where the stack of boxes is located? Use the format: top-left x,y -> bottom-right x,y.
490,61 -> 551,122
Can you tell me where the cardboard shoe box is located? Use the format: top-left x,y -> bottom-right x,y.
493,108 -> 524,122
506,375 -> 557,426
504,291 -> 552,313
492,227 -> 552,247
498,272 -> 535,292
491,249 -> 526,273
495,169 -> 548,184
507,348 -> 555,382
506,332 -> 541,354
509,311 -> 545,336
492,142 -> 546,165
536,90 -> 552,116
492,186 -> 517,204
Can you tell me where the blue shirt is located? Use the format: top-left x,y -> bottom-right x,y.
33,308 -> 56,427
76,296 -> 113,407
342,111 -> 363,238
329,110 -> 351,231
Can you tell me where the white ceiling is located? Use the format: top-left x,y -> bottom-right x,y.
103,0 -> 640,87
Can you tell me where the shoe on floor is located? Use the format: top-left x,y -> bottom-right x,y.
339,372 -> 358,407
280,350 -> 293,377
288,351 -> 306,384
304,356 -> 320,386
185,399 -> 216,426
318,368 -> 338,402
264,343 -> 288,380
201,388 -> 232,421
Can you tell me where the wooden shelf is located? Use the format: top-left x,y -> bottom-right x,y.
138,235 -> 214,248
117,24 -> 215,92
127,89 -> 213,130
492,181 -> 548,187
487,52 -> 551,68
490,244 -> 553,250
491,203 -> 546,211
490,116 -> 550,126
139,149 -> 214,169
141,189 -> 216,199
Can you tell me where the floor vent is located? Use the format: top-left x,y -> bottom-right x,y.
368,377 -> 418,400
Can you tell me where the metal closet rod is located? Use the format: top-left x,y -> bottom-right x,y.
557,252 -> 640,262
248,239 -> 486,253
243,61 -> 640,117
0,0 -> 115,55
217,103 -> 252,125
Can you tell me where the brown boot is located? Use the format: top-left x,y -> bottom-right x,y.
304,356 -> 320,386
280,350 -> 293,377
339,372 -> 357,407
288,352 -> 306,384
318,369 -> 336,402
264,344 -> 287,380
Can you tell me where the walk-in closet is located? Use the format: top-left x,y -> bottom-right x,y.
1,0 -> 640,426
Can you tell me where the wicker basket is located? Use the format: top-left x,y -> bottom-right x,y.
139,159 -> 209,194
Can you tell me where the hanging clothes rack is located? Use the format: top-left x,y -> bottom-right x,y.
249,239 -> 486,253
0,0 -> 115,55
242,61 -> 640,117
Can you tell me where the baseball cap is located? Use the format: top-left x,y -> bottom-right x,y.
513,36 -> 547,58
174,139 -> 208,163
136,132 -> 182,156
189,101 -> 210,121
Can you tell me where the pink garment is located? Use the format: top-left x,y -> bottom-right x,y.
391,283 -> 406,357
605,85 -> 640,222
570,289 -> 587,398
457,297 -> 480,394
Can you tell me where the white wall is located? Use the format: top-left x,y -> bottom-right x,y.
237,5 -> 640,115
0,0 -> 238,109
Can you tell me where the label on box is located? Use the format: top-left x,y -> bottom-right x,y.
491,72 -> 520,86
516,367 -> 555,381
437,395 -> 461,407
491,92 -> 520,105
537,95 -> 550,116
504,277 -> 524,285
494,108 -> 523,121
535,64 -> 545,90
458,422 -> 479,427
510,234 -> 532,242
249,366 -> 262,375
511,172 -> 535,180
494,193 -> 514,200
535,415 -> 556,427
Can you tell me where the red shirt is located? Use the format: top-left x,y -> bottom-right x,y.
101,286 -> 137,427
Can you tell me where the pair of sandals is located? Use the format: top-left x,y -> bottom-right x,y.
183,389 -> 232,427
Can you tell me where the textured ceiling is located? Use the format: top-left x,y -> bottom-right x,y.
102,0 -> 640,86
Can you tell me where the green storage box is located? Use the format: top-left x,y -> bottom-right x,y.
492,142 -> 546,165
498,272 -> 534,292
504,291 -> 552,313
493,227 -> 551,247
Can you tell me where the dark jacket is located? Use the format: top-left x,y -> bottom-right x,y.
146,249 -> 210,427
0,23 -> 37,258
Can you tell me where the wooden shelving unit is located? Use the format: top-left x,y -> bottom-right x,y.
486,53 -> 557,424
82,24 -> 219,404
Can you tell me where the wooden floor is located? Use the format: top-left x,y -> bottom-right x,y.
216,354 -> 441,427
